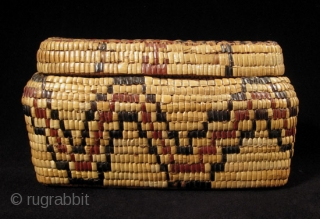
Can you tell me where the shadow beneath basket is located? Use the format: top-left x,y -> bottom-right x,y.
286,121 -> 320,188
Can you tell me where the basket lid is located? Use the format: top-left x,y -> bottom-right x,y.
37,37 -> 284,77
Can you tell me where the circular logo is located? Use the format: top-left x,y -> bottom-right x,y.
11,193 -> 22,205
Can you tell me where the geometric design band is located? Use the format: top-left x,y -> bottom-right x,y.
22,72 -> 298,189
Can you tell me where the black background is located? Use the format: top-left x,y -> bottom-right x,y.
1,0 -> 320,218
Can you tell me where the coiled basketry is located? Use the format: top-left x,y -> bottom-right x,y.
21,38 -> 298,189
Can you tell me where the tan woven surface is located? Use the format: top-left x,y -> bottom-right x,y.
36,38 -> 284,77
21,70 -> 298,188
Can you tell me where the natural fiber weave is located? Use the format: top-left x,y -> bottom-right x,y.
21,38 -> 298,189
37,38 -> 285,77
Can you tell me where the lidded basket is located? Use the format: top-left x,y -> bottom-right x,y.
21,38 -> 298,189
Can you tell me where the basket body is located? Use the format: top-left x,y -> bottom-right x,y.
21,38 -> 298,189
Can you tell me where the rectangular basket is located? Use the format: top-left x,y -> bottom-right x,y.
21,38 -> 298,189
